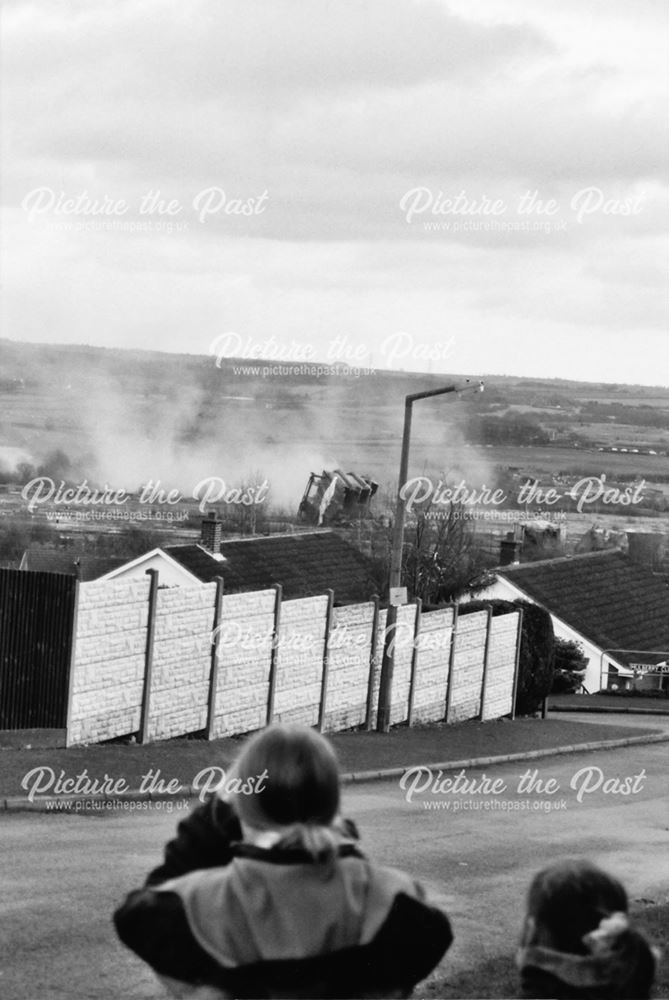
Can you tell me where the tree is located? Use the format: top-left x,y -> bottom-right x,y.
0,524 -> 31,564
0,522 -> 53,566
399,501 -> 491,604
13,461 -> 37,484
217,469 -> 270,536
514,600 -> 555,714
551,637 -> 588,694
467,412 -> 550,446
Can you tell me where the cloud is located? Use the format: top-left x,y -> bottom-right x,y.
3,0 -> 546,99
1,0 -> 667,384
2,1 -> 549,186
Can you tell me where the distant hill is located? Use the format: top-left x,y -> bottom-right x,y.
1,338 -> 668,505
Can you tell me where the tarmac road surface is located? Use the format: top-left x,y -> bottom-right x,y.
0,742 -> 667,1000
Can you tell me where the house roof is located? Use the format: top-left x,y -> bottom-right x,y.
164,530 -> 379,603
20,550 -> 127,582
497,550 -> 669,663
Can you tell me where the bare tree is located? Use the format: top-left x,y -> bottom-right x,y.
372,500 -> 490,604
402,501 -> 490,603
222,469 -> 270,535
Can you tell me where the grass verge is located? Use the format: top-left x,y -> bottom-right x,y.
0,717 -> 663,800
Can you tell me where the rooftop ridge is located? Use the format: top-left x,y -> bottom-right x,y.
168,529 -> 334,548
219,530 -> 335,545
497,548 -> 627,573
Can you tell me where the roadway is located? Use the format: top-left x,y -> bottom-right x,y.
0,741 -> 667,1000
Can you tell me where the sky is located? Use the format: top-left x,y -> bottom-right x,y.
2,0 -> 668,385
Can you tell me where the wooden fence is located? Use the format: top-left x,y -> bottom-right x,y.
0,569 -> 76,729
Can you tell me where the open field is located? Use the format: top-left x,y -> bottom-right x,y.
2,340 -> 669,528
461,444 -> 669,478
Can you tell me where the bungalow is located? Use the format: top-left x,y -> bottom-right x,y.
100,519 -> 380,604
464,548 -> 669,693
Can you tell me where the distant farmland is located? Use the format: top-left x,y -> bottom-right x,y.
2,339 -> 669,509
468,444 -> 669,479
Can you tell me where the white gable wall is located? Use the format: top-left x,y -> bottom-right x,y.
100,550 -> 199,588
462,577 -> 628,693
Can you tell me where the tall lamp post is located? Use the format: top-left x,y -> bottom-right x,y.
377,378 -> 484,732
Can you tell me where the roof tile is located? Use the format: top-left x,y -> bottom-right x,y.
165,530 -> 378,604
499,550 -> 669,660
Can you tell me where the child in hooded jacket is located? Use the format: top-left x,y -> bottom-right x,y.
114,724 -> 453,999
516,859 -> 658,999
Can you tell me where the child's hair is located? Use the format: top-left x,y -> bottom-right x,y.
225,724 -> 343,861
520,859 -> 656,999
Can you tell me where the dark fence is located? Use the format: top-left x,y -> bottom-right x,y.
0,569 -> 76,729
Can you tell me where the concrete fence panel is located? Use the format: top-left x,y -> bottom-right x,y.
449,610 -> 489,724
147,583 -> 218,741
481,611 -> 520,721
411,606 -> 455,724
67,577 -> 151,746
273,596 -> 329,727
324,602 -> 377,732
211,589 -> 277,738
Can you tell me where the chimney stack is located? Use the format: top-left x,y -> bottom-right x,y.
201,516 -> 222,554
499,524 -> 524,566
500,530 -> 522,566
625,531 -> 665,571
